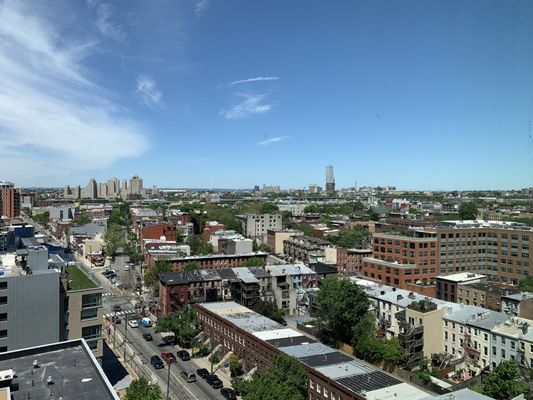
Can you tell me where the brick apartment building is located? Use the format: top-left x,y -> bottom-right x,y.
203,221 -> 225,242
146,251 -> 267,270
140,222 -> 177,244
362,221 -> 533,295
435,272 -> 487,302
335,248 -> 372,275
196,301 -> 430,400
0,187 -> 21,218
456,282 -> 515,311
361,233 -> 438,294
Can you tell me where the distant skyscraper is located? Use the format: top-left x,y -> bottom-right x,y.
325,165 -> 335,193
107,177 -> 119,198
129,175 -> 143,195
81,178 -> 97,199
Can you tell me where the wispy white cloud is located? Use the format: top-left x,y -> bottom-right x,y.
228,76 -> 280,87
0,0 -> 148,184
88,1 -> 126,42
217,76 -> 280,88
194,0 -> 209,17
136,75 -> 164,110
258,136 -> 289,146
220,93 -> 275,120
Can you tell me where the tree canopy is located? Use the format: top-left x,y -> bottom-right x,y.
144,261 -> 172,289
517,276 -> 533,292
259,203 -> 279,214
235,353 -> 307,400
125,377 -> 163,400
251,300 -> 285,323
104,223 -> 126,256
183,262 -> 199,271
352,313 -> 404,365
326,225 -> 368,249
155,305 -> 199,348
482,360 -> 525,400
186,234 -> 214,255
316,277 -> 370,344
242,257 -> 266,267
458,202 -> 478,220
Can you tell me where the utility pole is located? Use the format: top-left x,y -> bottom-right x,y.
166,359 -> 174,400
123,313 -> 128,360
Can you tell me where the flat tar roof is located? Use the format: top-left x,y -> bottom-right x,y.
0,339 -> 118,400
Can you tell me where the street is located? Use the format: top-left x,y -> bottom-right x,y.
24,213 -> 231,399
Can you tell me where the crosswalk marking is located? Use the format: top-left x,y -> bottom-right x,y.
104,309 -> 135,319
102,292 -> 114,297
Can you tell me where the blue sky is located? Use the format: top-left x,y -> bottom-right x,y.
0,0 -> 532,190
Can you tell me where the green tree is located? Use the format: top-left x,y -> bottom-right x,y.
352,313 -> 404,365
33,211 -> 50,225
186,235 -> 213,255
316,277 -> 370,344
125,377 -> 163,400
367,208 -> 379,221
235,353 -> 307,400
183,262 -> 199,271
155,305 -> 199,348
326,225 -> 368,249
229,354 -> 244,377
144,261 -> 172,289
242,257 -> 266,267
104,223 -> 126,256
517,276 -> 533,292
259,203 -> 279,214
482,360 -> 525,400
458,202 -> 478,220
252,300 -> 285,323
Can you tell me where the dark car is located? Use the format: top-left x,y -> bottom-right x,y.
279,319 -> 288,326
112,305 -> 121,312
142,333 -> 153,341
206,374 -> 223,389
159,336 -> 175,347
176,350 -> 190,361
196,368 -> 209,379
220,388 -> 236,400
150,355 -> 164,369
161,351 -> 176,363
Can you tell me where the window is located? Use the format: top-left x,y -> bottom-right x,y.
0,313 -> 6,322
0,297 -> 6,305
0,330 -> 6,338
492,346 -> 496,356
0,282 -> 6,290
82,325 -> 101,341
81,294 -> 102,308
81,308 -> 98,320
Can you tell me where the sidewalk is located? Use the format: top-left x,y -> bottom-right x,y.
169,344 -> 234,389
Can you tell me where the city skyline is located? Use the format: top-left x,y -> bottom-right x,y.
0,1 -> 532,190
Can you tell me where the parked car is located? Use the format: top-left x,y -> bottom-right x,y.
150,355 -> 164,369
112,305 -> 121,312
180,371 -> 197,383
124,264 -> 130,271
196,368 -> 209,379
128,320 -> 139,328
206,374 -> 223,389
161,352 -> 176,363
279,319 -> 288,326
140,317 -> 153,327
142,333 -> 153,341
220,388 -> 236,400
176,350 -> 190,361
160,336 -> 175,347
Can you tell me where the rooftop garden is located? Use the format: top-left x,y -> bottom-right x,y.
65,264 -> 98,290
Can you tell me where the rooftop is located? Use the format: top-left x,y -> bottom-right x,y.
503,292 -> 533,301
65,264 -> 98,290
436,272 -> 486,283
0,339 -> 118,400
265,263 -> 316,276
